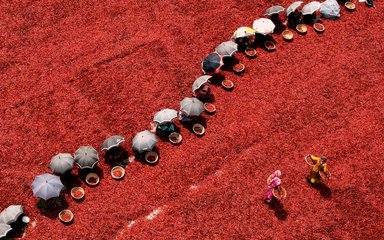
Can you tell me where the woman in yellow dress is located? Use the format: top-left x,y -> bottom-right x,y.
307,155 -> 330,184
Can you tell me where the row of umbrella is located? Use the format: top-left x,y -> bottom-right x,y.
31,97 -> 207,201
203,1 -> 344,74
264,1 -> 321,17
265,1 -> 341,20
25,1 -> 362,230
30,0 -> 325,203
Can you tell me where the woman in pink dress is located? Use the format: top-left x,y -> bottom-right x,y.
264,170 -> 282,203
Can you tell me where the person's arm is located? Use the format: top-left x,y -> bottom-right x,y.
322,164 -> 330,179
310,155 -> 320,165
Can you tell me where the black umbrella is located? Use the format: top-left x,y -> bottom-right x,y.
201,53 -> 223,74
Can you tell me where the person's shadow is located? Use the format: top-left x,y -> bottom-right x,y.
37,196 -> 69,219
267,198 -> 288,220
133,146 -> 161,166
60,172 -> 82,191
180,116 -> 207,138
8,214 -> 29,238
155,124 -> 181,142
311,182 -> 332,198
104,146 -> 129,168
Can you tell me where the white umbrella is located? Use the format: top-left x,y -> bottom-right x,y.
153,109 -> 178,124
320,0 -> 340,19
264,6 -> 285,16
252,18 -> 275,35
0,205 -> 23,224
192,76 -> 212,93
132,130 -> 158,153
302,1 -> 321,15
180,97 -> 204,116
0,223 -> 12,238
31,173 -> 64,201
49,153 -> 74,175
101,135 -> 125,151
215,41 -> 238,58
286,1 -> 304,16
74,146 -> 99,169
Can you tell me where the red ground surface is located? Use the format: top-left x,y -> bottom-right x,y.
1,0 -> 384,239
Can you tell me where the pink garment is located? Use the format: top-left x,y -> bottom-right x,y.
264,170 -> 282,202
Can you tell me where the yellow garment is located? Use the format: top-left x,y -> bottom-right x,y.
308,155 -> 328,184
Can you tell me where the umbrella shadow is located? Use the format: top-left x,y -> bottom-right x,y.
195,92 -> 215,103
337,0 -> 348,5
266,198 -> 288,221
133,147 -> 161,166
8,215 -> 29,238
270,14 -> 286,34
306,178 -> 332,199
221,57 -> 240,72
37,196 -> 69,220
156,125 -> 181,142
303,13 -> 323,25
104,146 -> 130,168
78,165 -> 104,187
181,117 -> 207,138
60,172 -> 82,193
207,74 -> 225,87
253,34 -> 277,51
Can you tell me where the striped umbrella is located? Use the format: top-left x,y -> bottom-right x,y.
192,76 -> 212,93
74,146 -> 99,169
101,135 -> 125,151
264,6 -> 285,16
132,130 -> 158,153
153,109 -> 178,124
0,205 -> 23,224
180,97 -> 204,117
286,1 -> 303,16
0,223 -> 12,238
31,173 -> 64,201
215,41 -> 238,58
49,153 -> 74,175
302,1 -> 321,15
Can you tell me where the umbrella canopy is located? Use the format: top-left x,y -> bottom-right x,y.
31,173 -> 64,201
264,6 -> 285,16
201,53 -> 223,74
192,75 -> 212,93
132,130 -> 158,153
302,1 -> 321,15
153,109 -> 178,124
180,97 -> 204,116
252,18 -> 275,35
0,223 -> 12,238
231,27 -> 256,39
286,1 -> 304,16
74,146 -> 99,169
0,205 -> 23,224
215,41 -> 238,58
49,153 -> 74,175
101,135 -> 125,151
320,0 -> 340,19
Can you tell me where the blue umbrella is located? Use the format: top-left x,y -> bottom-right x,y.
320,0 -> 340,19
201,53 -> 223,74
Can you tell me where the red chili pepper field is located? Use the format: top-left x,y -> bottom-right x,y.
0,0 -> 383,239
